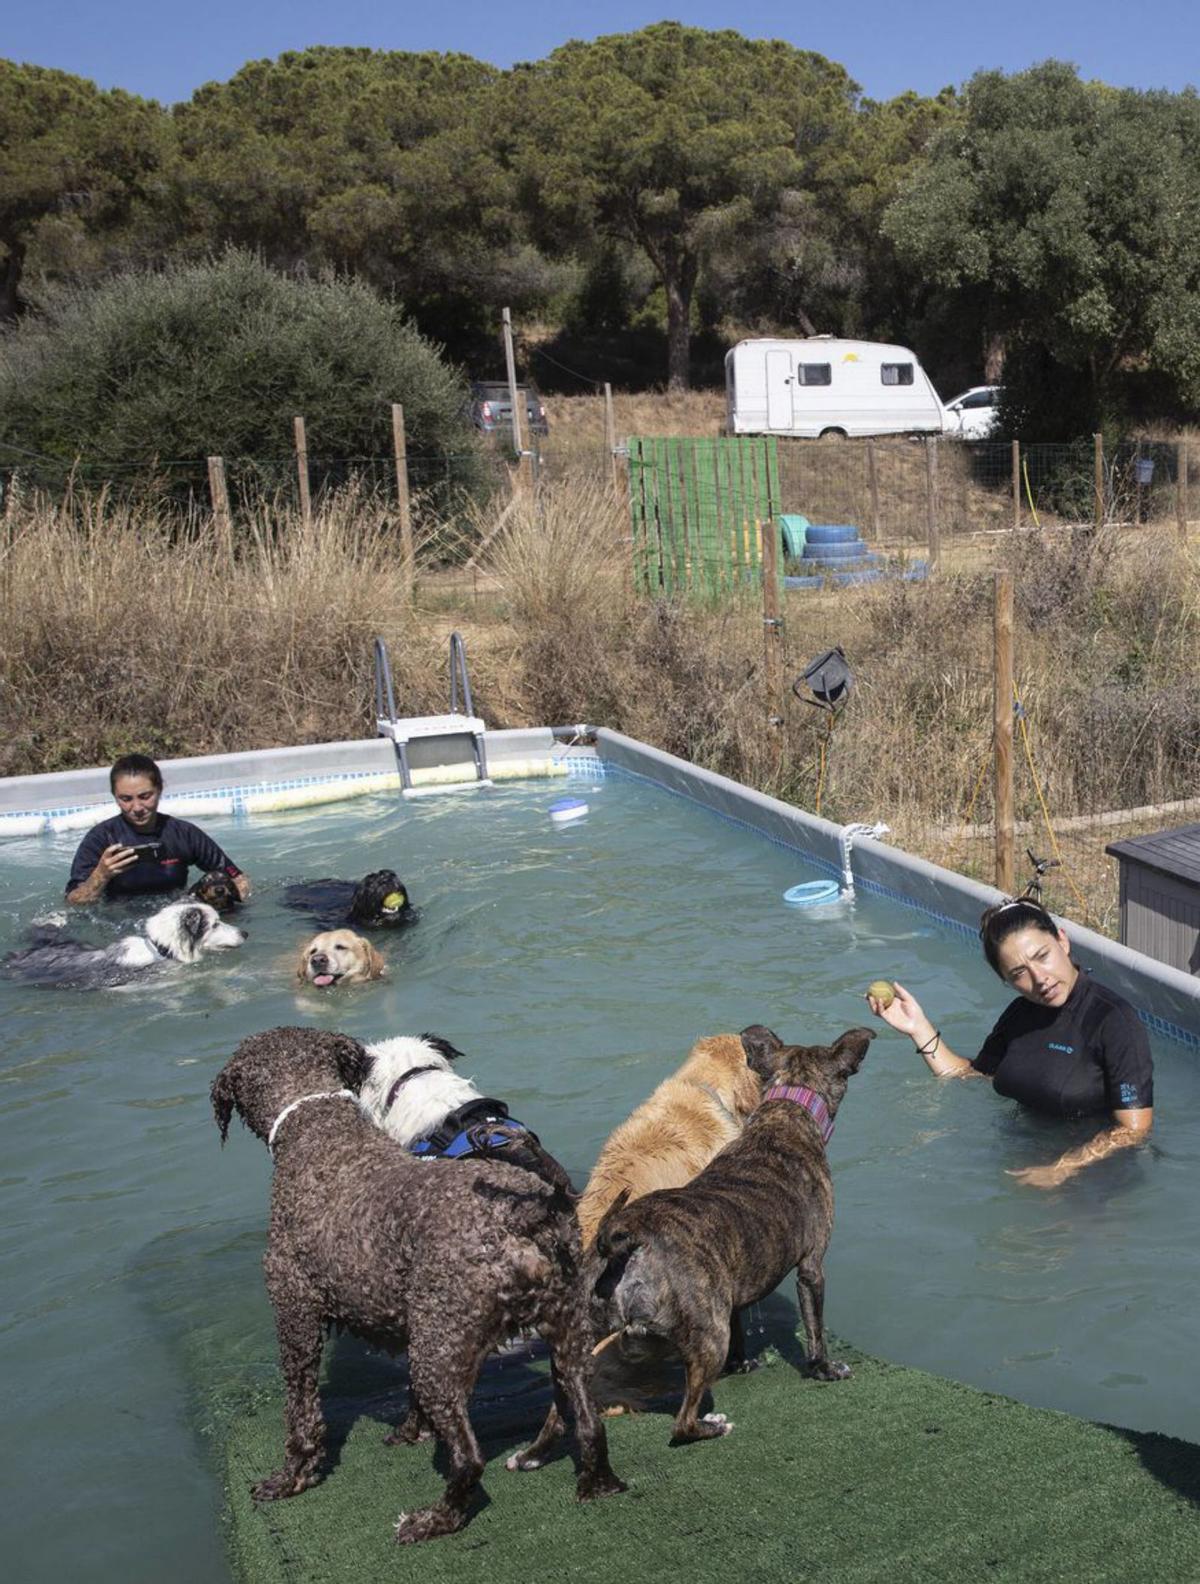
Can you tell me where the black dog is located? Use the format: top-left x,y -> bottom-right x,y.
592,1026 -> 874,1444
190,870 -> 242,912
282,868 -> 416,930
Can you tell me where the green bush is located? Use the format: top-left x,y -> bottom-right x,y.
0,248 -> 490,509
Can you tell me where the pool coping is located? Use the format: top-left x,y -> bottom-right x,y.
2,723 -> 1197,1046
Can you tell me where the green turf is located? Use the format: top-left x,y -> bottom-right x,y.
218,1337 -> 1200,1583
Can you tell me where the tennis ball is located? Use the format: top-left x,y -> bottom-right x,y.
383,891 -> 406,910
866,979 -> 896,1008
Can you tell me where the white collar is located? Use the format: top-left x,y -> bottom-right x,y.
267,1089 -> 357,1154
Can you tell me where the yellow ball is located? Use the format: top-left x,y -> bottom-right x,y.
383,892 -> 406,910
866,979 -> 896,1009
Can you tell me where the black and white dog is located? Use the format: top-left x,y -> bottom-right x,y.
356,1034 -> 574,1194
2,900 -> 247,988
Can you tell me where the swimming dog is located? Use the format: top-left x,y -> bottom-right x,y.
355,1033 -> 574,1194
189,870 -> 242,912
283,869 -> 415,930
2,900 -> 247,987
576,1026 -> 786,1247
591,1027 -> 873,1443
296,930 -> 385,987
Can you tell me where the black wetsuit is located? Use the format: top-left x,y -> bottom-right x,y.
971,971 -> 1153,1118
66,813 -> 242,899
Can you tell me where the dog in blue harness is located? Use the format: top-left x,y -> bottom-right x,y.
357,1034 -> 575,1196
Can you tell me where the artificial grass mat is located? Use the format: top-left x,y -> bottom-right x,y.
218,1333 -> 1200,1583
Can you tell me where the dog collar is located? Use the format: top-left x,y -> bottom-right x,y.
267,1089 -> 357,1154
383,1065 -> 441,1113
762,1084 -> 834,1143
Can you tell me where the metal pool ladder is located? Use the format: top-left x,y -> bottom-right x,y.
374,633 -> 492,795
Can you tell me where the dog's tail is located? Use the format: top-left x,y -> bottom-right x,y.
466,1125 -> 578,1204
593,1187 -> 639,1264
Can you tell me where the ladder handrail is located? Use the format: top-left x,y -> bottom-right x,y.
373,636 -> 398,725
448,631 -> 476,719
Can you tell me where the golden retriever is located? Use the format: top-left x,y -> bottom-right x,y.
295,929 -> 385,988
576,1026 -> 785,1247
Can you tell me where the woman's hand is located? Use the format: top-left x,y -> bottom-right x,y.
1007,1109 -> 1152,1189
866,980 -> 932,1043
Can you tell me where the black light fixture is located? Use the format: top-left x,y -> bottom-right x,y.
794,646 -> 853,712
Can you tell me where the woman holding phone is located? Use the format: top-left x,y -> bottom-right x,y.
65,754 -> 250,904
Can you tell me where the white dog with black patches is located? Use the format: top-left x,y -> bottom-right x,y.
2,899 -> 246,987
357,1034 -> 574,1193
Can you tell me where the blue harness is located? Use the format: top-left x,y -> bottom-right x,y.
408,1097 -> 532,1161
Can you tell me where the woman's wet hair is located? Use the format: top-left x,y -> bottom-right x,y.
978,898 -> 1060,976
109,753 -> 163,793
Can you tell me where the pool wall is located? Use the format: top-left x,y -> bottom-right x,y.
2,723 -> 1198,1045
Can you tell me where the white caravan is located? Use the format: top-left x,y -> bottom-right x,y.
724,336 -> 947,438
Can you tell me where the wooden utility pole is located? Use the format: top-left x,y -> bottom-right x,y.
866,439 -> 881,540
1093,433 -> 1104,528
391,403 -> 415,600
604,382 -> 621,499
1011,439 -> 1021,531
760,516 -> 785,782
924,437 -> 940,570
501,307 -> 531,491
293,416 -> 312,527
1177,441 -> 1189,541
994,570 -> 1015,895
207,455 -> 233,565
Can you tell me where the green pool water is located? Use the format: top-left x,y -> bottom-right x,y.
1,772 -> 1196,1582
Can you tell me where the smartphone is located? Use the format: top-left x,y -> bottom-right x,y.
129,841 -> 165,864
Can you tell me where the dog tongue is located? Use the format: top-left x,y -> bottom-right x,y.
312,973 -> 336,987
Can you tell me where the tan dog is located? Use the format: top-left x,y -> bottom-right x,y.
576,1026 -> 785,1248
295,929 -> 385,988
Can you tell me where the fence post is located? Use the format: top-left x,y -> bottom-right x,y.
207,455 -> 233,566
1011,439 -> 1021,531
760,514 -> 785,783
994,570 -> 1015,895
604,382 -> 620,498
293,415 -> 312,527
391,403 -> 415,600
866,439 -> 881,541
1177,440 -> 1188,541
924,437 -> 940,570
1093,432 -> 1104,529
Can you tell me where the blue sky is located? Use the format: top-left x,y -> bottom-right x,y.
5,0 -> 1199,106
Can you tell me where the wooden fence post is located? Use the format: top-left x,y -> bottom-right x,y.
1011,439 -> 1021,532
866,439 -> 881,541
207,455 -> 233,565
391,403 -> 414,600
1094,432 -> 1104,528
994,570 -> 1015,895
604,382 -> 621,498
1177,440 -> 1189,541
293,416 -> 312,527
924,436 -> 940,570
761,514 -> 785,783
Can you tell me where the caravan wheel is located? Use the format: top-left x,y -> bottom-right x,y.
817,428 -> 848,441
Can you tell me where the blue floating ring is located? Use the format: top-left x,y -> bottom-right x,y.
783,879 -> 841,907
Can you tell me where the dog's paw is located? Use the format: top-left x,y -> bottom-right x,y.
394,1503 -> 464,1544
251,1469 -> 314,1502
576,1471 -> 628,1501
724,1356 -> 761,1375
384,1425 -> 433,1446
702,1411 -> 734,1433
809,1358 -> 852,1382
505,1450 -> 544,1472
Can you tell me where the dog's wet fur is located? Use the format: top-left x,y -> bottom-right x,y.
577,1025 -> 785,1247
189,870 -> 242,912
592,1027 -> 873,1444
282,869 -> 416,930
1,899 -> 246,988
211,1027 -> 624,1543
295,930 -> 386,987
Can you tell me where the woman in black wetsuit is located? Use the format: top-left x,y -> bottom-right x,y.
867,898 -> 1153,1189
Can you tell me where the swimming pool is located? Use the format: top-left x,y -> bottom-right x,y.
2,770 -> 1198,1582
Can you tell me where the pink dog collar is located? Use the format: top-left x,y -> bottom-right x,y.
762,1084 -> 834,1143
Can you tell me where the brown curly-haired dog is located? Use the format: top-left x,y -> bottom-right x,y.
211,1026 -> 625,1544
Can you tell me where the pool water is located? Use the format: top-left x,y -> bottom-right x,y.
2,773 -> 1198,1582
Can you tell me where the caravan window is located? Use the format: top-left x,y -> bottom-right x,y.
881,363 -> 914,386
798,363 -> 831,386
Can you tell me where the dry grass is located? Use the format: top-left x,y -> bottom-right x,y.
4,407 -> 1199,936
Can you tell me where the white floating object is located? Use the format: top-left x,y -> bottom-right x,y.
550,797 -> 589,824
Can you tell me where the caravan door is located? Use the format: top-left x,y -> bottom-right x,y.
765,348 -> 793,430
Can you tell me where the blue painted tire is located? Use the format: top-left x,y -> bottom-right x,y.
805,524 -> 860,545
802,541 -> 870,560
783,879 -> 841,907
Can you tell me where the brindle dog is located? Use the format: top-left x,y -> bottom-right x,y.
592,1026 -> 873,1444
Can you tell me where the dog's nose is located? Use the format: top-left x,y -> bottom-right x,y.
309,953 -> 327,970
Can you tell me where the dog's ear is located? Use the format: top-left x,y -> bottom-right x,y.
211,1067 -> 238,1143
329,1034 -> 372,1092
295,944 -> 312,983
180,906 -> 210,943
831,1026 -> 874,1076
420,1033 -> 468,1064
739,1023 -> 784,1078
365,942 -> 386,979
